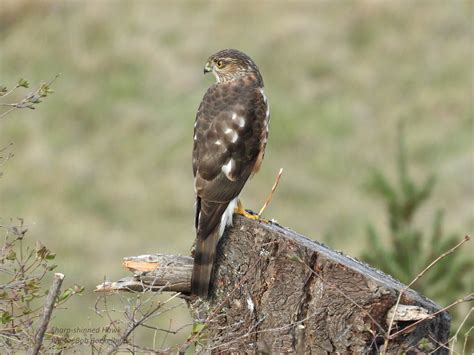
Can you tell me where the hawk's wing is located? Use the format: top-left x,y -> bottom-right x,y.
193,80 -> 267,234
191,79 -> 268,297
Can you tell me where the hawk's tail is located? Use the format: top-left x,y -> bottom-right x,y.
191,230 -> 219,297
191,199 -> 229,298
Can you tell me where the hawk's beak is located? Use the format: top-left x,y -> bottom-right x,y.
203,62 -> 212,74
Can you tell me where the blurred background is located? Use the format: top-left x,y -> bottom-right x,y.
1,0 -> 472,349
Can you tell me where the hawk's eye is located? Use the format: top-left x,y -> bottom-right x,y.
216,60 -> 224,69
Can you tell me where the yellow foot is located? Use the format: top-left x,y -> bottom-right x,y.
234,200 -> 267,222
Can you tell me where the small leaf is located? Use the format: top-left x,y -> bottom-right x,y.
56,285 -> 84,304
35,241 -> 51,259
38,83 -> 53,97
0,86 -> 7,96
47,264 -> 58,271
73,285 -> 85,294
417,337 -> 434,351
26,279 -> 40,291
45,253 -> 56,260
192,322 -> 207,334
1,311 -> 12,324
57,287 -> 77,304
287,254 -> 303,263
6,249 -> 16,261
18,78 -> 29,88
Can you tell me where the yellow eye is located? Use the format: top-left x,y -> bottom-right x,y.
216,60 -> 224,68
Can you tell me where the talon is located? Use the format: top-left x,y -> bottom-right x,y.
234,200 -> 267,222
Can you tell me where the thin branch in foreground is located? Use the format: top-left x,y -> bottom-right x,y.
258,168 -> 283,217
103,292 -> 182,354
462,326 -> 473,355
0,107 -> 15,120
448,306 -> 473,352
0,74 -> 60,120
383,235 -> 471,353
0,78 -> 30,98
29,272 -> 65,355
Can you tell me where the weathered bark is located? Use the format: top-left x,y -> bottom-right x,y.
97,215 -> 450,354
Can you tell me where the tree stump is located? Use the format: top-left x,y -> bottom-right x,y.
97,215 -> 450,354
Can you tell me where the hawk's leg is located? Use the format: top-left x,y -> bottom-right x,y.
234,200 -> 270,223
234,200 -> 261,221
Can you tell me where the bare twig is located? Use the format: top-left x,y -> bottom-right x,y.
448,306 -> 473,353
258,168 -> 283,217
103,292 -> 181,354
0,84 -> 22,99
0,107 -> 15,120
462,326 -> 473,355
29,272 -> 64,355
0,74 -> 59,120
428,334 -> 453,354
382,235 -> 470,353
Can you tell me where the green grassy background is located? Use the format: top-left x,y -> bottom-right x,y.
1,0 -> 472,349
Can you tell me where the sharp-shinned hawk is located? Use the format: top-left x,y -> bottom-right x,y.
191,49 -> 269,297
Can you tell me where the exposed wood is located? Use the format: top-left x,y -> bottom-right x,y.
98,215 -> 450,354
386,304 -> 431,324
96,254 -> 192,293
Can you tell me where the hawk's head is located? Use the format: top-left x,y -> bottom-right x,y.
204,49 -> 263,85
